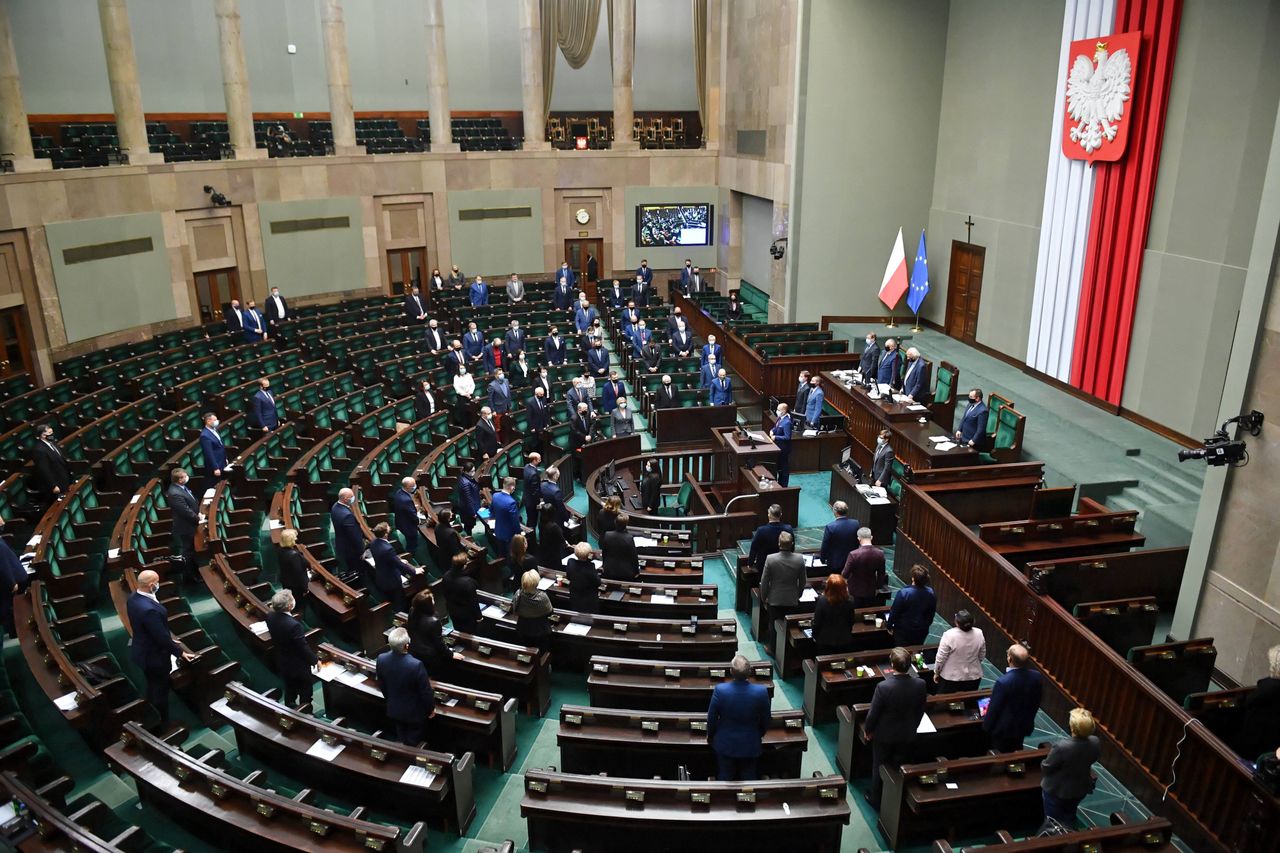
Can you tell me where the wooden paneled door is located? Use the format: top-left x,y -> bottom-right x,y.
193,268 -> 242,324
0,307 -> 33,379
944,241 -> 985,342
387,248 -> 426,297
564,239 -> 602,287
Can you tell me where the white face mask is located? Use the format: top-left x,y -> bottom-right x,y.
210,420 -> 219,429
877,438 -> 886,447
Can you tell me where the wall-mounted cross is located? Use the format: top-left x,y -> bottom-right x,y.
964,215 -> 976,243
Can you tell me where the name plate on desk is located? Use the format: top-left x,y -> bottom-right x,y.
663,561 -> 675,567
527,779 -> 547,793
476,645 -> 492,656
784,718 -> 803,730
681,624 -> 696,635
474,699 -> 491,712
641,720 -> 660,732
628,586 -> 642,595
516,653 -> 533,664
254,800 -> 275,818
1006,762 -> 1026,775
625,790 -> 645,803
307,820 -> 331,837
369,747 -> 388,762
720,624 -> 735,634
664,668 -> 681,679
947,701 -> 964,712
710,669 -> 726,679
593,662 -> 610,674
690,721 -> 707,733
819,786 -> 841,799
830,661 -> 846,671
691,792 -> 711,805
736,791 -> 756,806
564,713 -> 583,726
753,667 -> 771,678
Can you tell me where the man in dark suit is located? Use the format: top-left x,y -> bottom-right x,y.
709,370 -> 733,406
423,319 -> 446,355
842,527 -> 888,609
601,513 -> 639,581
522,452 -> 543,532
543,327 -> 569,365
877,338 -> 901,389
865,646 -> 928,806
475,407 -> 499,460
370,522 -> 423,610
632,272 -> 651,307
127,569 -> 195,723
955,388 -> 989,449
0,515 -> 29,641
701,334 -> 723,366
600,371 -> 627,414
376,627 -> 435,745
586,340 -> 609,379
901,347 -> 927,402
553,276 -> 574,312
482,338 -> 506,376
870,429 -> 895,488
252,378 -> 279,432
404,285 -> 427,326
557,261 -> 577,291
641,339 -> 663,373
819,501 -> 860,574
198,413 -> 228,486
463,322 -> 486,366
679,260 -> 695,293
487,370 -> 512,432
670,326 -> 694,358
166,468 -> 199,580
635,259 -> 653,290
392,477 -> 422,555
489,477 -> 521,559
570,400 -> 594,446
526,387 -> 551,452
468,276 -> 489,307
266,589 -> 316,708
224,299 -> 245,336
984,643 -> 1044,752
619,301 -> 640,337
748,504 -> 793,572
794,371 -> 812,419
532,367 -> 553,401
331,488 -> 368,581
605,279 -> 626,309
586,253 -> 598,283
243,300 -> 267,343
653,376 -> 678,409
504,320 -> 527,360
770,403 -> 793,486
454,462 -> 482,533
707,654 -> 771,781
31,423 -> 71,506
539,467 -> 570,527
265,286 -> 289,343
860,333 -> 881,384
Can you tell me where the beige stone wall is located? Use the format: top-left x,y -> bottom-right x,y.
0,148 -> 715,379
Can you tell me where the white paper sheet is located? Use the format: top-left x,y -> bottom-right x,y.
927,436 -> 949,444
935,441 -> 958,451
306,739 -> 346,761
633,536 -> 659,548
335,668 -> 368,687
54,692 -> 78,711
799,587 -> 818,603
906,404 -> 928,412
314,663 -> 343,682
560,622 -> 592,636
650,594 -> 676,604
481,605 -> 508,620
108,548 -> 121,559
268,519 -> 284,530
400,765 -> 438,788
536,577 -> 555,591
249,621 -> 270,636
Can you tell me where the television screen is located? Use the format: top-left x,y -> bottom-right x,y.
636,203 -> 713,247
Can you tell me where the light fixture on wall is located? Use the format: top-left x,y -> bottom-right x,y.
203,185 -> 232,207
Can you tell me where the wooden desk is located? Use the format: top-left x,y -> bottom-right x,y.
836,688 -> 992,778
763,409 -> 847,472
577,433 -> 642,485
586,656 -> 774,711
712,427 -> 778,479
802,646 -> 937,723
738,464 -> 798,524
775,606 -> 894,677
929,814 -> 1177,852
651,403 -> 737,446
828,465 -> 896,546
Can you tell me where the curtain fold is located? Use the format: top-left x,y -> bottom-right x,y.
541,0 -> 556,119
541,0 -> 603,119
693,0 -> 707,132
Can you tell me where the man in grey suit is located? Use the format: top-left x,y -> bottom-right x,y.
865,646 -> 928,807
611,396 -> 635,437
759,532 -> 806,615
870,429 -> 895,488
506,273 -> 525,303
860,333 -> 881,384
166,468 -> 200,580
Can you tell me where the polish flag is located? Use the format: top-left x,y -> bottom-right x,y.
878,227 -> 909,310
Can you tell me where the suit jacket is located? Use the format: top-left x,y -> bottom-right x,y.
370,537 -> 414,596
600,529 -> 638,581
887,584 -> 936,640
277,546 -> 309,605
522,464 -> 542,511
32,440 -> 71,495
553,282 -> 574,311
670,329 -> 694,355
983,666 -> 1044,742
760,551 -> 806,607
605,284 -> 626,308
487,379 -> 512,414
600,379 -> 626,413
443,567 -> 480,632
865,672 -> 928,745
701,343 -> 723,365
574,304 -> 599,333
654,384 -> 678,409
710,376 -> 733,406
640,472 -> 663,514
680,266 -> 695,290
630,327 -> 652,357
1241,677 -> 1280,757
463,330 -> 486,359
635,265 -> 652,286
265,295 -> 289,326
727,302 -> 742,320
565,558 -> 601,613
434,523 -> 464,566
860,342 -> 881,381
509,360 -> 532,386
423,326 -> 446,352
565,387 -> 593,417
526,396 -> 551,432
812,596 -> 858,647
558,266 -> 577,289
1041,736 -> 1101,799
958,401 -> 988,446
243,309 -> 266,342
468,282 -> 489,306
392,488 -> 420,544
330,502 -> 366,572
804,386 -> 826,425
413,390 -> 438,421
819,516 -> 861,573
544,336 -> 568,364
771,413 -> 792,447
539,480 -> 570,525
447,270 -> 465,288
404,293 -> 427,324
570,412 -> 594,449
482,346 -> 505,375
166,483 -> 199,539
611,405 -> 635,437
266,609 -> 316,679
491,491 -> 521,542
901,358 -> 927,400
475,418 -> 499,458
504,329 -> 527,358
699,362 -> 720,389
506,278 -> 525,302
455,475 -> 482,517
619,307 -> 640,333
748,522 -> 795,571
199,427 -> 227,474
375,650 -> 434,723
0,535 -> 28,629
633,279 -> 651,306
127,592 -> 180,671
586,347 -> 610,376
795,383 -> 812,418
641,343 -> 663,372
877,350 -> 901,388
842,545 -> 887,599
407,611 -> 451,673
707,680 -> 770,758
253,390 -> 280,430
446,348 -> 468,375
870,443 -> 894,486
224,306 -> 244,335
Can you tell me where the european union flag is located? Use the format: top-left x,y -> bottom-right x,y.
907,229 -> 930,315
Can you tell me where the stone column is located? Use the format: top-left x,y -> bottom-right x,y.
518,0 -> 549,151
704,0 -> 724,150
97,0 -> 161,164
611,0 -> 637,149
0,1 -> 50,172
320,0 -> 361,155
424,0 -> 458,152
213,0 -> 265,160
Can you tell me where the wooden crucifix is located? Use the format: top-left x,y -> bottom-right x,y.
964,215 -> 976,243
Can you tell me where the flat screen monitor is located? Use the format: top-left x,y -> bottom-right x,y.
570,122 -> 589,137
840,446 -> 852,465
636,203 -> 713,247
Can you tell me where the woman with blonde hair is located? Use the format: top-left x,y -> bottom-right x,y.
513,568 -> 553,650
597,494 -> 623,534
276,528 -> 308,609
1039,707 -> 1101,831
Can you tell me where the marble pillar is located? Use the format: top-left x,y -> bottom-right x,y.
704,0 -> 723,150
97,0 -> 162,164
0,1 -> 49,172
424,0 -> 458,152
213,0 -> 265,160
518,0 -> 549,151
611,0 -> 637,150
320,0 -> 361,155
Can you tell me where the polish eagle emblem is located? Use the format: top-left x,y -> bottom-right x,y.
1062,32 -> 1140,162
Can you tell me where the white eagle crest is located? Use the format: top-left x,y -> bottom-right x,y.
1066,42 -> 1132,154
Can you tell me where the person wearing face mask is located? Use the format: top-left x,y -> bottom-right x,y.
804,376 -> 825,429
641,336 -> 663,373
265,287 -> 289,344
877,338 -> 901,389
654,375 -> 678,409
166,468 -> 200,581
574,297 -> 598,334
771,403 -> 793,486
404,285 -> 428,326
640,459 -> 664,514
0,515 -> 27,641
463,322 -> 485,365
423,318 -> 446,355
611,397 -> 635,437
860,333 -> 881,384
554,275 -> 574,312
794,371 -> 812,418
483,337 -> 506,376
901,347 -> 927,402
631,320 -> 652,358
253,378 -> 280,433
469,275 -> 489,307
544,326 -> 568,365
199,412 -> 228,486
31,423 -> 71,507
430,268 -> 445,291
587,340 -> 610,379
224,299 -> 245,336
127,569 -> 197,723
700,355 -> 721,390
633,273 -> 651,307
680,259 -> 695,292
955,388 -> 988,449
331,488 -> 369,582
871,429 -> 895,488
446,339 -> 468,376
710,368 -> 733,406
600,370 -> 627,414
447,265 -> 464,289
507,273 -> 525,303
727,294 -> 743,321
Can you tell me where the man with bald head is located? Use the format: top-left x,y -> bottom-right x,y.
984,643 -> 1045,752
331,488 -> 368,582
127,569 -> 196,722
392,477 -> 422,557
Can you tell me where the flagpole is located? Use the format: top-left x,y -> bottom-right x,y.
911,311 -> 923,333
885,314 -> 897,329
